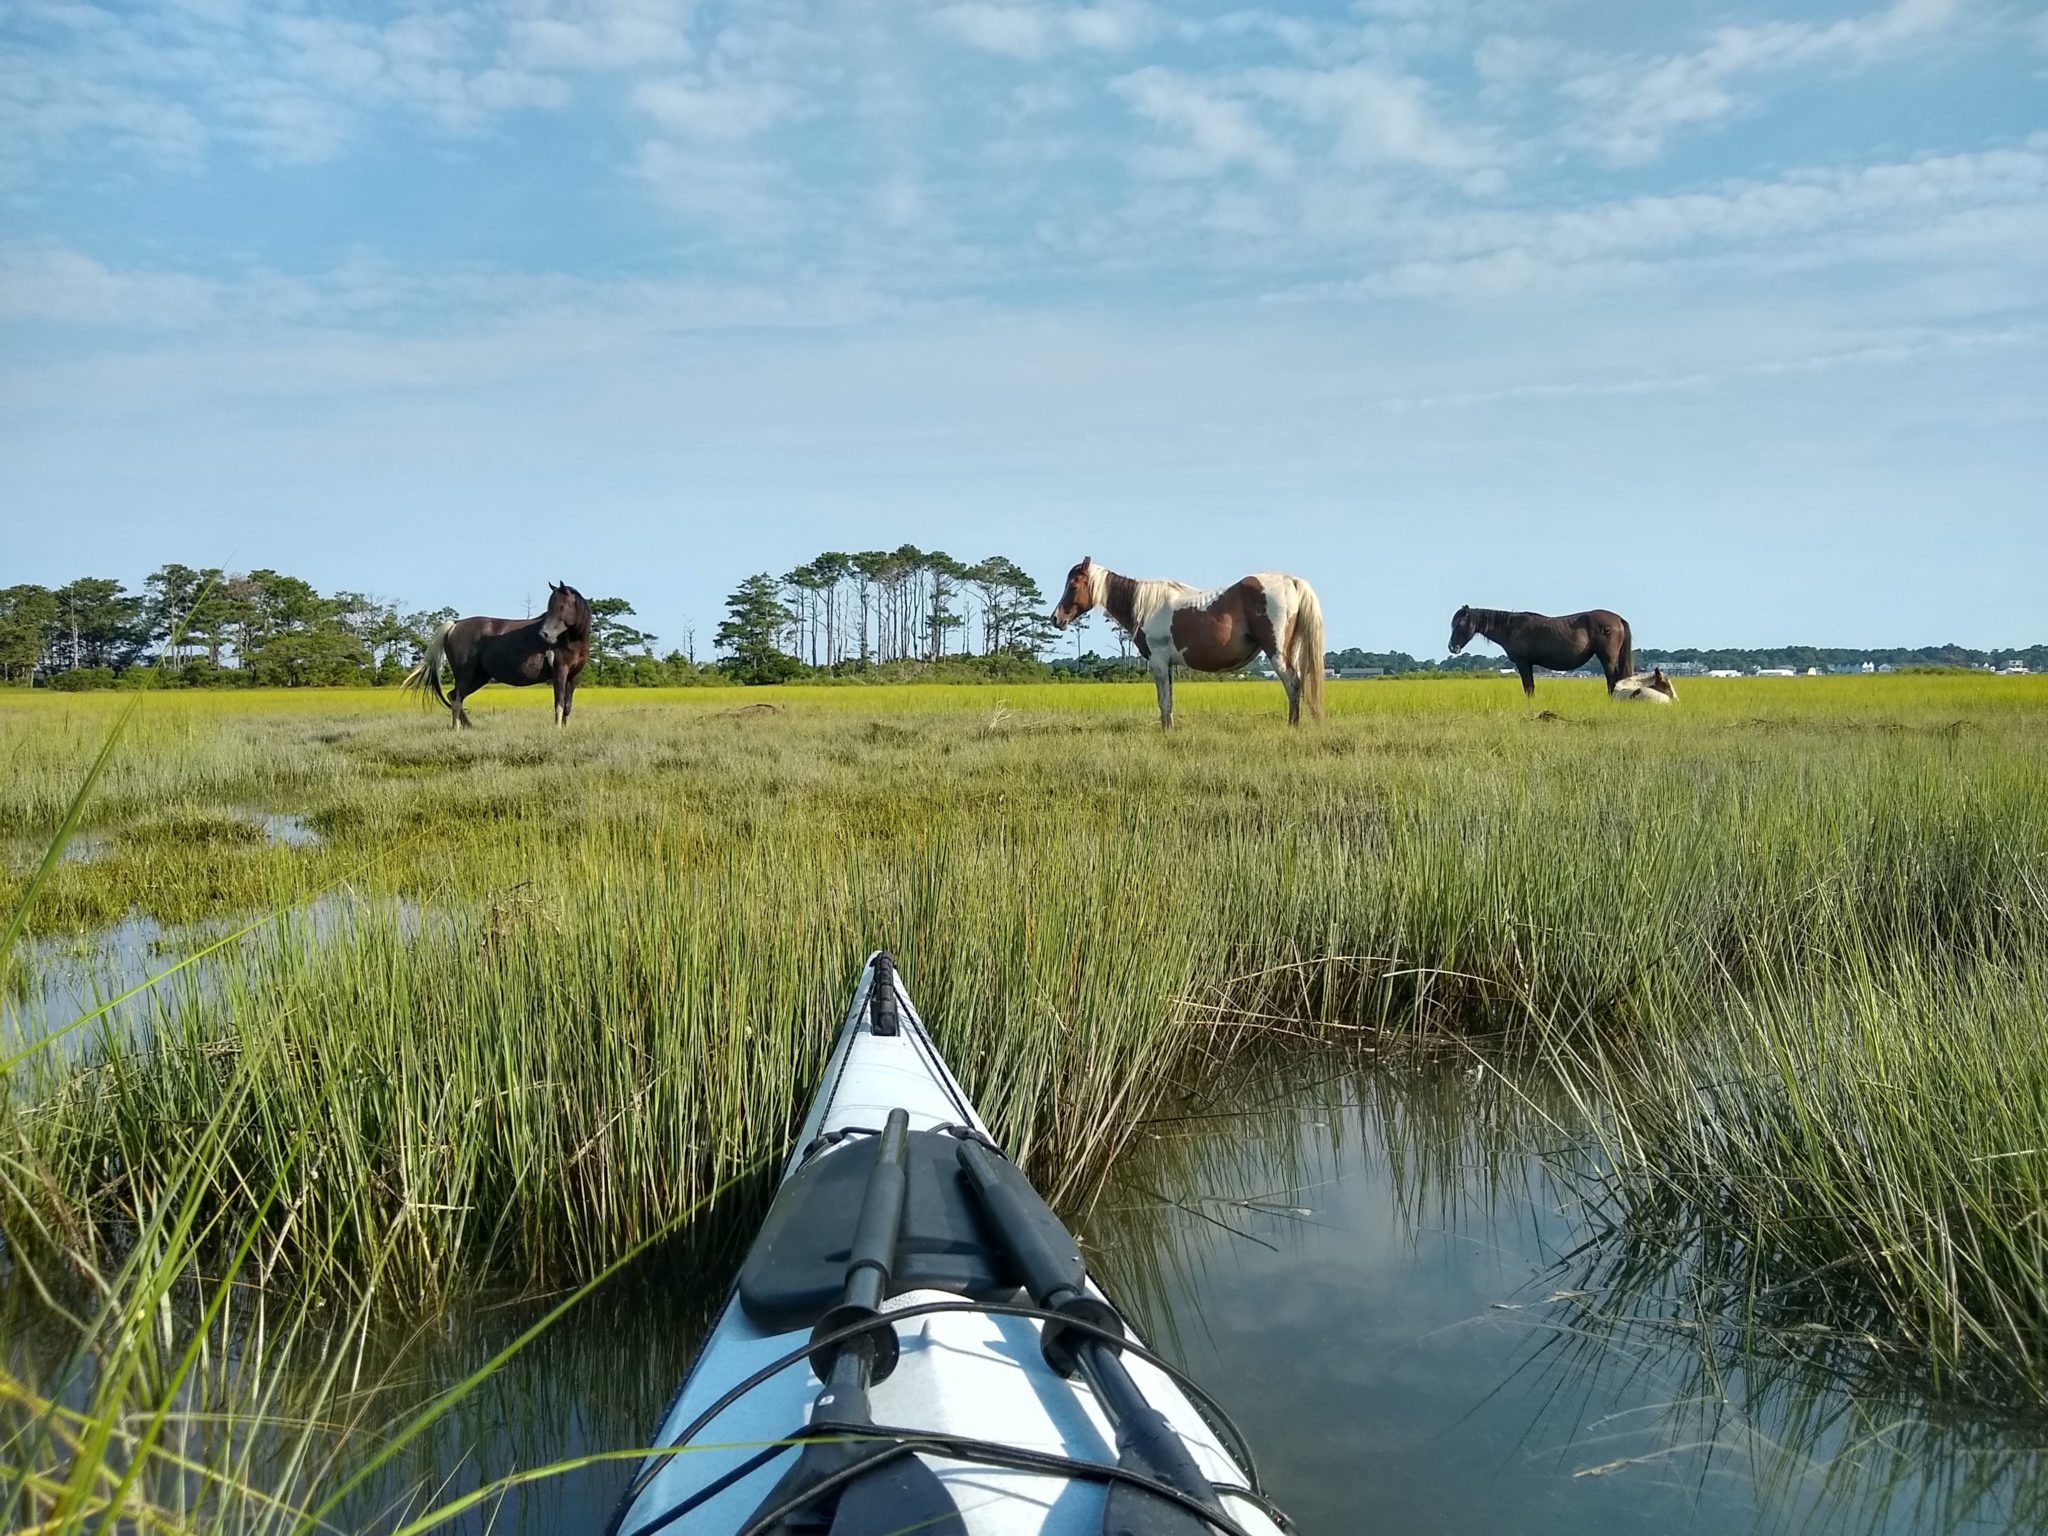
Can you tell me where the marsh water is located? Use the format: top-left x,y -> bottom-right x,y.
7,934 -> 2045,1533
262,1049 -> 2044,1535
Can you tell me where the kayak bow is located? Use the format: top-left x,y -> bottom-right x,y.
607,952 -> 1289,1536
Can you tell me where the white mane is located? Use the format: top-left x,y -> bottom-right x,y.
1089,563 -> 1201,630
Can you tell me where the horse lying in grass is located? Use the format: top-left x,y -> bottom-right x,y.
1051,555 -> 1325,728
1448,604 -> 1635,698
1614,668 -> 1677,703
403,582 -> 591,728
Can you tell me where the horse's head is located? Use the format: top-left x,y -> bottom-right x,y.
1649,667 -> 1675,698
1448,605 -> 1475,654
1050,556 -> 1098,630
541,580 -> 587,643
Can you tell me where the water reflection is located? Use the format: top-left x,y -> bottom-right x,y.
251,809 -> 321,847
1079,1047 -> 2048,1536
0,1192 -> 762,1536
320,1231 -> 749,1536
1,895 -> 423,1062
8,1041 -> 2043,1534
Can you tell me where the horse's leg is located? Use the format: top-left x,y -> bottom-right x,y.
1517,662 -> 1536,698
1274,655 -> 1301,725
1152,658 -> 1174,729
552,667 -> 565,727
563,663 -> 582,724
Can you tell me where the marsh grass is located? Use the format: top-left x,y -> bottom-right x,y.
1,672 -> 2046,1530
1098,1045 -> 2048,1536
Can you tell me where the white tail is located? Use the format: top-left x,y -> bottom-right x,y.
1289,579 -> 1325,722
401,622 -> 455,712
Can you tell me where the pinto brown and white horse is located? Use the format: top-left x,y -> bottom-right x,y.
1614,667 -> 1677,703
1051,556 -> 1326,728
403,582 -> 592,728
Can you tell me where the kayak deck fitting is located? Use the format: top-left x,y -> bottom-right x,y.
606,952 -> 1291,1536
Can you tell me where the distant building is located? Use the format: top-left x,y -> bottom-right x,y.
1755,667 -> 1798,677
2000,661 -> 2031,675
1706,668 -> 1744,678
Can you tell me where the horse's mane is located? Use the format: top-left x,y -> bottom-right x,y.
1096,565 -> 1197,635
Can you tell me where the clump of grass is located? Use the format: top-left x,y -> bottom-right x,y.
1544,949 -> 2048,1408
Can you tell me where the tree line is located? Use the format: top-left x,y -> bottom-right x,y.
5,560 -> 2041,690
717,549 -> 1059,684
1323,642 -> 2048,676
0,567 -> 665,689
1636,642 -> 2048,673
0,551 -> 1064,691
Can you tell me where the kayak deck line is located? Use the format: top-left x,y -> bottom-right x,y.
607,952 -> 1292,1536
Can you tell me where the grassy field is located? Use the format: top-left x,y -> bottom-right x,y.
3,674 -> 2046,1527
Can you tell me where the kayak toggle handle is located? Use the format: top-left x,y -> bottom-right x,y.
807,1106 -> 910,1385
868,953 -> 900,1036
955,1140 -> 1123,1378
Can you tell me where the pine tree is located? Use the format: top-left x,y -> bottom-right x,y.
716,573 -> 802,685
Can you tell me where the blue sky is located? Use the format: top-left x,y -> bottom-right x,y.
3,0 -> 2043,657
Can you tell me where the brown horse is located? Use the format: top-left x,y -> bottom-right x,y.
1051,556 -> 1325,728
403,582 -> 592,728
1449,605 -> 1634,697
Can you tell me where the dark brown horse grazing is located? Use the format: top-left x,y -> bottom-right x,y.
1448,605 -> 1635,698
403,582 -> 592,728
1051,555 -> 1325,728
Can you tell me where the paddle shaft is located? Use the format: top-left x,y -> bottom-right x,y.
739,1106 -> 973,1536
824,1105 -> 911,1394
956,1140 -> 1224,1515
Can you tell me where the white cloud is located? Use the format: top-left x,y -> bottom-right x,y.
877,172 -> 925,228
1266,142 -> 2048,300
931,2 -> 1153,61
633,140 -> 801,235
633,76 -> 791,137
1472,33 -> 1562,95
1196,11 -> 1311,51
0,243 -> 896,340
1353,324 -> 2044,411
0,2 -> 583,177
0,49 -> 211,174
1562,0 -> 1965,165
1113,66 -> 1290,177
1065,3 -> 1153,52
508,0 -> 695,72
217,78 -> 360,165
0,246 -> 218,327
1249,64 -> 1492,177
